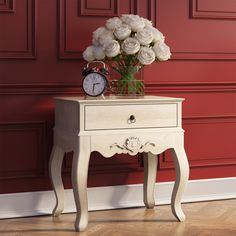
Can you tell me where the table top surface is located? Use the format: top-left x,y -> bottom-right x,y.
55,95 -> 184,103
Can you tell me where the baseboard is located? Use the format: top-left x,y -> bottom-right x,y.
0,177 -> 236,219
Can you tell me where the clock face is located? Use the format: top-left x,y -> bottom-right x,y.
82,72 -> 107,97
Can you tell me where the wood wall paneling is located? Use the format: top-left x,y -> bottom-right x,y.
147,0 -> 157,25
59,0 -> 140,59
156,0 -> 236,60
191,0 -> 236,20
0,0 -> 235,194
79,0 -> 119,17
145,82 -> 236,94
0,0 -> 14,13
0,83 -> 83,95
159,116 -> 236,169
0,122 -> 46,180
0,0 -> 36,59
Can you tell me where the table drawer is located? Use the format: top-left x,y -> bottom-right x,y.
84,103 -> 178,131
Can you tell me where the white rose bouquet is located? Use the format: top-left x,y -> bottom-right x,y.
83,14 -> 171,95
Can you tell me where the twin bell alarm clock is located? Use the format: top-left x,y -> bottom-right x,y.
82,61 -> 109,97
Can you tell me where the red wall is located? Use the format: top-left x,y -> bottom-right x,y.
0,0 -> 235,194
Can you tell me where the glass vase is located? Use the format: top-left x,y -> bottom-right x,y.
110,72 -> 145,96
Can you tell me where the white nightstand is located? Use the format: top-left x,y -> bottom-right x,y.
49,95 -> 189,232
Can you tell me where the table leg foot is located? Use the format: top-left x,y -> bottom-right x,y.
72,137 -> 91,232
143,152 -> 157,209
170,146 -> 189,222
74,215 -> 88,232
49,145 -> 65,217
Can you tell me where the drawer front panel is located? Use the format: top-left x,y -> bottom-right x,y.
84,104 -> 178,130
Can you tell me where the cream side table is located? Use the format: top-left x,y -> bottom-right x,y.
49,96 -> 189,232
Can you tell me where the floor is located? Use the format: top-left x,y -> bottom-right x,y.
0,199 -> 236,236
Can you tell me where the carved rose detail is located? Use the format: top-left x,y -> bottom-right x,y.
125,137 -> 142,152
110,137 -> 155,153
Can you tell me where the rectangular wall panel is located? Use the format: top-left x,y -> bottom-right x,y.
79,0 -> 119,17
0,122 -> 46,179
159,116 -> 236,169
156,0 -> 236,60
59,0 -> 140,59
0,0 -> 35,59
191,0 -> 236,19
0,0 -> 14,13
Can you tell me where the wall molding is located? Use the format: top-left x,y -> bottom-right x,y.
129,0 -> 139,14
58,0 -> 82,59
59,0 -> 235,60
0,177 -> 235,219
79,0 -> 119,17
0,121 -> 47,180
1,82 -> 236,95
59,0 -> 139,59
0,0 -> 36,59
0,0 -> 14,13
168,0 -> 236,60
171,52 -> 236,61
145,82 -> 236,93
160,155 -> 236,169
190,0 -> 236,20
159,115 -> 236,169
147,0 -> 157,26
0,83 -> 83,95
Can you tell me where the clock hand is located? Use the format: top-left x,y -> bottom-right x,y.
93,82 -> 100,91
92,83 -> 101,93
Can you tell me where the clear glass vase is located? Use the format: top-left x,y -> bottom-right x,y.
110,72 -> 145,96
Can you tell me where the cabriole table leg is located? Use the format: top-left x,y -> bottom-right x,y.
143,152 -> 158,209
170,146 -> 189,221
49,145 -> 65,217
72,137 -> 91,232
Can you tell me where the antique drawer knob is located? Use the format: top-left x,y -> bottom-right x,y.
129,115 -> 136,123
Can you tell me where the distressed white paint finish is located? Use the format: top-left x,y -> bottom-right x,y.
72,136 -> 91,232
49,145 -> 65,216
143,152 -> 157,208
85,103 -> 177,130
49,95 -> 189,232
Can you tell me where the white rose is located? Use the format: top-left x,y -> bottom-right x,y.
122,37 -> 140,55
121,14 -> 145,32
137,47 -> 155,65
142,18 -> 153,27
145,26 -> 165,43
120,15 -> 128,24
92,38 -> 100,46
98,30 -> 114,46
106,17 -> 122,30
105,40 -> 120,57
129,18 -> 145,32
153,42 -> 171,61
121,14 -> 137,24
83,46 -> 95,62
93,46 -> 105,60
152,28 -> 165,43
114,24 -> 131,40
93,27 -> 107,41
93,27 -> 114,46
136,28 -> 153,45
